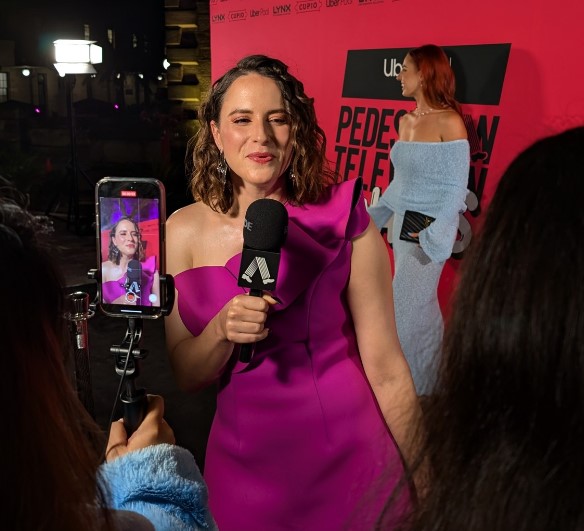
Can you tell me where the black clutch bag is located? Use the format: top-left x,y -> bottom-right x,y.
399,210 -> 436,243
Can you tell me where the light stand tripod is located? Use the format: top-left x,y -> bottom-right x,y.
64,74 -> 94,235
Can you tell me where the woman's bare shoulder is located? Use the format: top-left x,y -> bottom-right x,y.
167,202 -> 208,236
439,110 -> 467,141
100,260 -> 119,282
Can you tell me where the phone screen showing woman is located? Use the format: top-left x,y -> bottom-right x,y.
95,177 -> 166,318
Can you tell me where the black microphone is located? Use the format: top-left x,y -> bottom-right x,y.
237,198 -> 288,363
124,259 -> 142,303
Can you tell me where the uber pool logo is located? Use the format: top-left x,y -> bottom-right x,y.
342,44 -> 511,105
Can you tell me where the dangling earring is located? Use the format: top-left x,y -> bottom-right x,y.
217,151 -> 228,183
289,167 -> 298,187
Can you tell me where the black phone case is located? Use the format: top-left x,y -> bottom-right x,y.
399,210 -> 436,243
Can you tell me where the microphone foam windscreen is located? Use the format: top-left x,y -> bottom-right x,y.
127,259 -> 142,281
243,199 -> 288,252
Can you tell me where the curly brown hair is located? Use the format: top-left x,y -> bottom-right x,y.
188,55 -> 338,213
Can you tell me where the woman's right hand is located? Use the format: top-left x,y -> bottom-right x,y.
106,394 -> 175,462
221,293 -> 277,344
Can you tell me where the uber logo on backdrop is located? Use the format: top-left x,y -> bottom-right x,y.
342,44 -> 511,105
250,7 -> 269,17
326,0 -> 352,5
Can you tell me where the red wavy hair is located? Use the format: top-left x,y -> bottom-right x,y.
408,44 -> 462,116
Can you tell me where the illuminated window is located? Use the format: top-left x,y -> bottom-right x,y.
132,34 -> 138,48
84,24 -> 90,40
0,73 -> 8,103
108,29 -> 115,47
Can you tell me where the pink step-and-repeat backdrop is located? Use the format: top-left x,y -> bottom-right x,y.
209,0 -> 583,307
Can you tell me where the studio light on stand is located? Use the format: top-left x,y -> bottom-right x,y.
53,39 -> 102,233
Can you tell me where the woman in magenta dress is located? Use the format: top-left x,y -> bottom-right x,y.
165,55 -> 420,530
101,216 -> 159,306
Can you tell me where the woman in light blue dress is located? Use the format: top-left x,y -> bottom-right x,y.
368,44 -> 470,395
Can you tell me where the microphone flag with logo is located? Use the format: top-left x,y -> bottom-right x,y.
124,259 -> 142,303
237,198 -> 288,362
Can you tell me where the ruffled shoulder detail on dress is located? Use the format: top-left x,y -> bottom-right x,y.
287,177 -> 368,244
252,177 -> 368,310
174,178 -> 368,338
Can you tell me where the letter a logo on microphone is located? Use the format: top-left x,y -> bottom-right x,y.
238,247 -> 281,291
241,256 -> 275,285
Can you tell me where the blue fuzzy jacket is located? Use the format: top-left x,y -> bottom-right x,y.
99,444 -> 217,531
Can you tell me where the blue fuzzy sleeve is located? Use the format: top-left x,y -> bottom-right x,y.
99,444 -> 217,531
418,206 -> 464,263
367,193 -> 395,230
418,143 -> 470,263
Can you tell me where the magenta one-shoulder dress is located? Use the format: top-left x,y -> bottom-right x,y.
102,255 -> 157,305
174,179 -> 409,530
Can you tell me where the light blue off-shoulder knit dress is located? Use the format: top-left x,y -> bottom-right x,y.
368,140 -> 470,394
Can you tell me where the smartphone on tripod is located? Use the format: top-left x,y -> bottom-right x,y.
95,177 -> 168,319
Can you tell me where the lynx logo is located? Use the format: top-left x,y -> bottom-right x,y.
250,7 -> 269,16
229,10 -> 246,21
273,3 -> 292,15
296,0 -> 321,12
212,13 -> 225,23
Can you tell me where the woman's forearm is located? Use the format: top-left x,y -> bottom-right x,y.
366,354 -> 420,468
167,313 -> 235,392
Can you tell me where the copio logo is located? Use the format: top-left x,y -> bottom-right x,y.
228,10 -> 246,21
296,0 -> 320,12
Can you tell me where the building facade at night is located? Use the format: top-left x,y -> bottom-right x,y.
0,0 -> 210,148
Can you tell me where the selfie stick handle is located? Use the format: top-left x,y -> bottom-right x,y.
121,380 -> 148,436
111,318 -> 148,436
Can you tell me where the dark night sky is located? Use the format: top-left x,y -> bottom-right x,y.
0,0 -> 164,69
